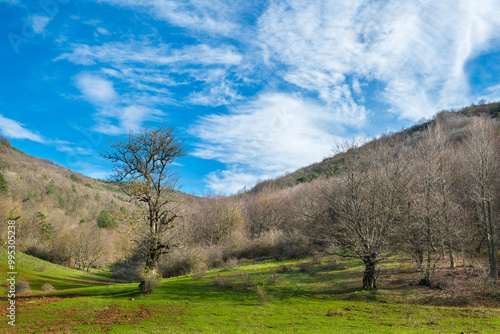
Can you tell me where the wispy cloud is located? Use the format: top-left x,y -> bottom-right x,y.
190,93 -> 346,192
56,42 -> 242,66
93,105 -> 165,135
0,114 -> 46,143
28,14 -> 52,34
94,0 -> 244,36
258,0 -> 500,120
74,73 -> 165,135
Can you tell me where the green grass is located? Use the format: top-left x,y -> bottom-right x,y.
0,249 -> 123,294
1,251 -> 499,333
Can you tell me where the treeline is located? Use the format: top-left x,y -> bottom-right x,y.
2,105 -> 500,291
139,110 -> 500,290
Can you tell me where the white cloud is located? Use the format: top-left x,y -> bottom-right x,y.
258,0 -> 500,121
95,0 -> 241,36
96,27 -> 109,35
205,167 -> 269,194
56,42 -> 242,67
76,74 -> 118,104
188,82 -> 241,107
0,114 -> 46,143
56,145 -> 94,155
75,72 -> 165,135
57,41 -> 243,107
93,105 -> 165,135
191,93 -> 346,192
28,14 -> 52,34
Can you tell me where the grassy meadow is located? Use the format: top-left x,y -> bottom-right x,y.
1,249 -> 499,333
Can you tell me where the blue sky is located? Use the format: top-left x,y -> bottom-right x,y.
1,0 -> 500,195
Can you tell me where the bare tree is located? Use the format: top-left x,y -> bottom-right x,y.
411,121 -> 458,285
101,125 -> 187,292
463,118 -> 500,281
70,224 -> 110,271
322,144 -> 410,290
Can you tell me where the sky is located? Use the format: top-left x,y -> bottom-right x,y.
1,0 -> 500,195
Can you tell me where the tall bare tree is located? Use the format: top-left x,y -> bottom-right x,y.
101,125 -> 186,292
411,121 -> 458,285
463,118 -> 499,281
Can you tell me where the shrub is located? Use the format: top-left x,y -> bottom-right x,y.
70,174 -> 82,183
160,249 -> 195,278
111,264 -> 142,281
0,134 -> 11,146
256,286 -> 269,305
41,283 -> 55,291
203,246 -> 224,268
223,257 -> 239,271
96,210 -> 116,229
0,172 -> 8,196
139,269 -> 162,293
15,280 -> 31,293
298,263 -> 316,275
192,262 -> 208,279
46,179 -> 56,195
84,183 -> 93,188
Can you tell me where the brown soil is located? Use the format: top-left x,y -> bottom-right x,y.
380,262 -> 500,308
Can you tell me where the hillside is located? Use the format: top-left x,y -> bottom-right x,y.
0,142 -> 138,268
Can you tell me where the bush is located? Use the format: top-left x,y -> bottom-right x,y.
160,249 -> 195,278
111,264 -> 142,281
139,269 -> 162,293
15,280 -> 31,293
0,172 -> 8,196
96,210 -> 116,229
298,263 -> 316,275
41,283 -> 55,291
46,179 -> 56,195
191,262 -> 208,279
70,174 -> 82,183
0,134 -> 11,146
223,257 -> 239,271
256,286 -> 269,305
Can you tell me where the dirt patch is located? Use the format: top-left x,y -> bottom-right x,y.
0,295 -> 71,316
19,301 -> 183,333
381,262 -> 500,308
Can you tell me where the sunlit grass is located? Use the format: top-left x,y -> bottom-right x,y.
1,251 -> 499,333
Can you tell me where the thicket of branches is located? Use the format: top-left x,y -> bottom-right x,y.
154,112 -> 500,290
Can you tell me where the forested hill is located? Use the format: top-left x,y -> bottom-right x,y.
0,140 -> 138,269
249,102 -> 500,194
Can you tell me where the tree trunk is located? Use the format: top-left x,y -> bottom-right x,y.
424,218 -> 432,284
483,199 -> 498,280
362,255 -> 378,290
139,236 -> 165,293
448,243 -> 455,269
415,249 -> 424,270
462,248 -> 468,274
